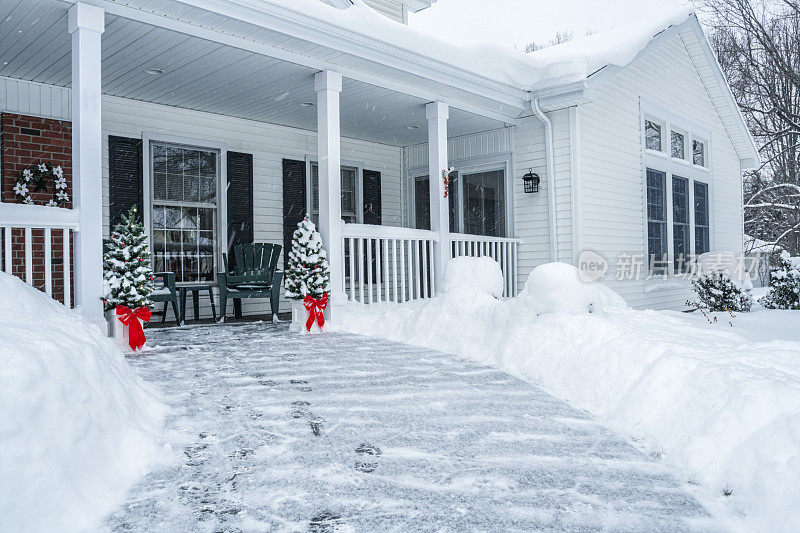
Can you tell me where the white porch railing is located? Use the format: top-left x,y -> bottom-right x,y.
450,233 -> 521,298
342,223 -> 439,305
0,204 -> 79,307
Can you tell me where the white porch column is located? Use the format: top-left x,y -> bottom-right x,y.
315,70 -> 345,323
426,101 -> 450,292
69,3 -> 105,328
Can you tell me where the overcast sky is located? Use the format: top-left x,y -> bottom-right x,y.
409,0 -> 692,51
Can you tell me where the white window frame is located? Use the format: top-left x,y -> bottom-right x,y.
141,132 -> 227,284
640,101 -> 714,281
405,153 -> 514,237
305,155 -> 363,224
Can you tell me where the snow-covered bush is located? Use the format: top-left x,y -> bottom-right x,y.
0,272 -> 167,531
284,217 -> 330,300
443,256 -> 504,299
760,251 -> 800,310
519,262 -> 627,315
688,271 -> 753,312
103,205 -> 154,311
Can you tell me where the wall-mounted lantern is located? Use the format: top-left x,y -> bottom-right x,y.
523,170 -> 540,194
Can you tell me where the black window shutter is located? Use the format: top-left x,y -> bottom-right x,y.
282,159 -> 307,270
108,136 -> 143,229
227,152 -> 254,270
363,169 -> 382,226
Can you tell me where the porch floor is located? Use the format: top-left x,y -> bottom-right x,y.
107,322 -> 709,531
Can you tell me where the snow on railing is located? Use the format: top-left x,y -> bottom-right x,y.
450,233 -> 520,298
0,204 -> 79,307
342,223 -> 439,305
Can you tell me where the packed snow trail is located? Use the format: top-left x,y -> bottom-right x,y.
107,322 -> 710,531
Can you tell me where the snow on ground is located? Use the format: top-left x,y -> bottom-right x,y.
105,321 -> 711,531
340,259 -> 800,531
0,273 -> 168,532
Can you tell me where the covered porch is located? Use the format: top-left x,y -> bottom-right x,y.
0,0 -> 528,326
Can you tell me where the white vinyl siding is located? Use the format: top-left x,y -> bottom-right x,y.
579,29 -> 744,309
100,95 -> 402,318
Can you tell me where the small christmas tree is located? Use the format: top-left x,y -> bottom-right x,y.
284,217 -> 330,300
760,251 -> 800,310
103,205 -> 154,311
687,271 -> 753,313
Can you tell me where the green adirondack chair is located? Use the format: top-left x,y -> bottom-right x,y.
217,243 -> 283,322
151,272 -> 181,324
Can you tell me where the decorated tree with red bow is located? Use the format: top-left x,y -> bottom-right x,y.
102,205 -> 154,311
284,217 -> 330,301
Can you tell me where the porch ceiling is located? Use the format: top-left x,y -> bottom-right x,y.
0,0 -> 506,147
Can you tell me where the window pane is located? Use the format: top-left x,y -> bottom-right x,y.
673,176 -> 690,272
414,175 -> 430,230
310,163 -> 360,223
151,142 -> 218,282
693,140 -> 705,166
461,170 -> 505,237
694,181 -> 710,255
645,120 -> 662,151
671,131 -> 685,159
646,169 -> 667,275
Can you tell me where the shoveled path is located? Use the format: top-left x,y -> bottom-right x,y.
107,321 -> 710,532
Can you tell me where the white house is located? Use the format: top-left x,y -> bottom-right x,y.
0,0 -> 759,327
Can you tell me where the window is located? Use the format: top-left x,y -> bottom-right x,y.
310,163 -> 359,224
671,131 -> 685,160
151,143 -> 218,282
462,170 -> 506,237
695,181 -> 710,255
413,175 -> 430,230
693,139 -> 705,166
646,169 -> 668,275
645,120 -> 662,151
672,176 -> 690,272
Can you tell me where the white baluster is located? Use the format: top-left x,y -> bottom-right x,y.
399,238 -> 406,303
44,228 -> 52,297
24,227 -> 33,285
391,239 -> 398,303
3,226 -> 11,273
63,228 -> 71,308
358,237 -> 365,304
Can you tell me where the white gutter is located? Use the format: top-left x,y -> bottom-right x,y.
531,97 -> 559,262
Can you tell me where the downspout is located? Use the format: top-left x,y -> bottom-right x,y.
530,97 -> 559,262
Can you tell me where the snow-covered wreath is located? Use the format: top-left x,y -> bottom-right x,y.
12,163 -> 69,207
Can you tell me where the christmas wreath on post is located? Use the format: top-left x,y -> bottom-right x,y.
12,162 -> 69,207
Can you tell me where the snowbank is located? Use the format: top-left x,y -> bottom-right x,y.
0,273 -> 168,532
265,0 -> 693,90
341,259 -> 800,530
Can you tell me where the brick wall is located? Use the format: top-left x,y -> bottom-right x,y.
1,112 -> 74,306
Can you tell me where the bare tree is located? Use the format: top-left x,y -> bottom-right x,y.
701,0 -> 800,253
524,30 -> 574,53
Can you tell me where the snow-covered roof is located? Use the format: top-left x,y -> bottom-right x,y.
267,0 -> 758,164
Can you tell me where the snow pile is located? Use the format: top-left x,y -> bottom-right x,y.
341,258 -> 800,530
264,0 -> 693,90
443,256 -> 504,299
520,262 -> 627,315
0,273 -> 168,532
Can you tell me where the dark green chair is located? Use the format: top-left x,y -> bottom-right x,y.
217,243 -> 283,322
151,272 -> 181,324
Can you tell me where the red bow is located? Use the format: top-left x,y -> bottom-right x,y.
116,305 -> 151,351
303,294 -> 328,332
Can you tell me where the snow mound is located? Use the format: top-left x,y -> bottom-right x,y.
341,262 -> 800,530
519,263 -> 627,315
0,273 -> 168,532
443,256 -> 504,299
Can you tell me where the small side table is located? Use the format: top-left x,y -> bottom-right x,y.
178,282 -> 218,323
